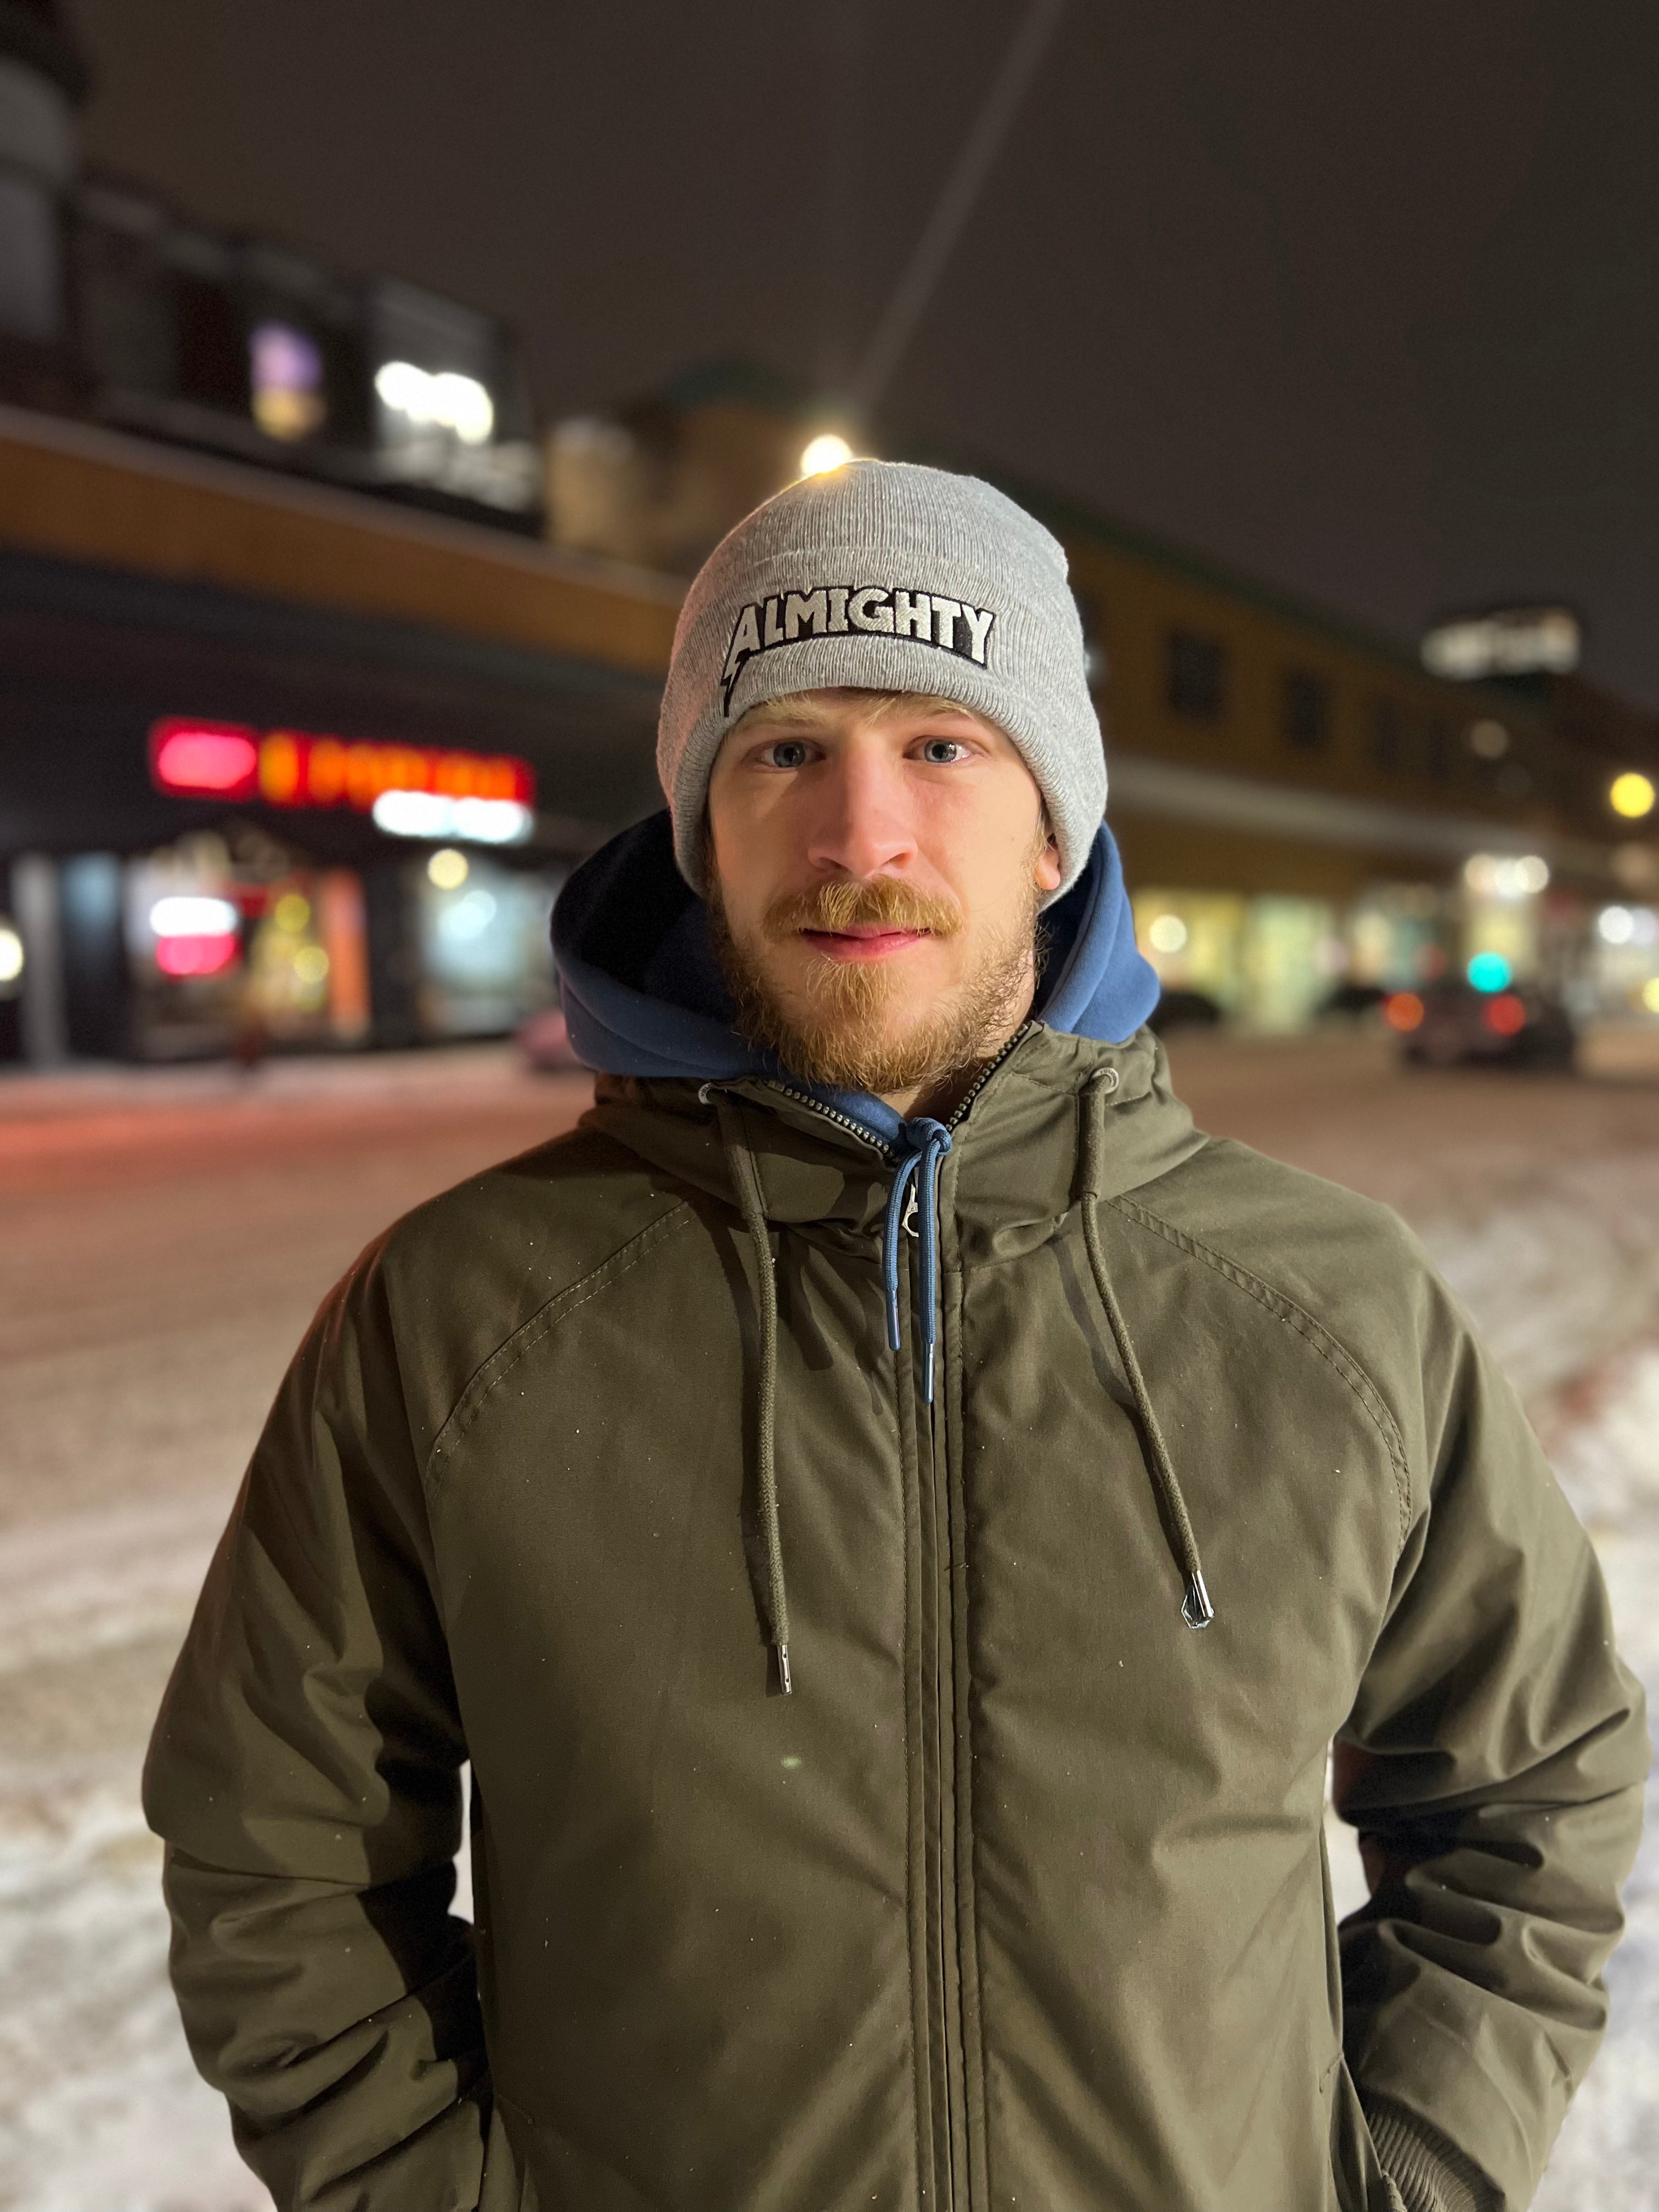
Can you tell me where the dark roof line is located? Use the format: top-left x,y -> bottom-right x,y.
0,545 -> 665,711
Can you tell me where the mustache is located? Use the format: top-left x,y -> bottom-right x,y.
764,877 -> 963,940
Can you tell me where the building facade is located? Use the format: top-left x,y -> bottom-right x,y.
543,363 -> 1659,1040
3,0 -> 1656,1065
0,405 -> 678,1063
0,2 -> 680,1066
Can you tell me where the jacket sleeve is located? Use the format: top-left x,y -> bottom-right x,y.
1335,1252 -> 1649,2212
142,1248 -> 488,2211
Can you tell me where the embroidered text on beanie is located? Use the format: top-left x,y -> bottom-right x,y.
656,459 -> 1107,902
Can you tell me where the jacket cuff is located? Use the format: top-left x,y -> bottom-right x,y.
1364,2098 -> 1496,2212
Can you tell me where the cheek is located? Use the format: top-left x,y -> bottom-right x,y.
920,782 -> 1044,901
708,802 -> 773,933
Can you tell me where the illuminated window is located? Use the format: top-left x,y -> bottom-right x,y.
1281,669 -> 1330,751
250,320 -> 326,442
1166,629 -> 1226,719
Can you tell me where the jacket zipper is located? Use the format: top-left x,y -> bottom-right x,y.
761,1018 -> 1037,1160
930,1290 -> 965,2212
944,1020 -> 1035,1132
750,1043 -> 1035,2210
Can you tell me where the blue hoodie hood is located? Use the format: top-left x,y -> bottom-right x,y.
551,809 -> 1158,1144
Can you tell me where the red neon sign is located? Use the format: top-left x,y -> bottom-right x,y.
149,720 -> 261,798
155,934 -> 239,978
149,721 -> 536,812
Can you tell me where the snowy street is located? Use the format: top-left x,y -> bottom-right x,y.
0,1034 -> 1655,2211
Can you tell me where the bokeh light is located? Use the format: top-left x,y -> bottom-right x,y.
1610,771 -> 1657,820
799,433 -> 854,477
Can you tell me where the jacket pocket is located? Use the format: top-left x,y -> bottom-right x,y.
1329,2057 -> 1408,2212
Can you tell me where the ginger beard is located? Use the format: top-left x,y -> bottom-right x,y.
708,848 -> 1048,1097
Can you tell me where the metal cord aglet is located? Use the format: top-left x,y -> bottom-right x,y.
777,1643 -> 793,1695
1181,1571 -> 1215,1629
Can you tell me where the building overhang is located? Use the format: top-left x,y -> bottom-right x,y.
1107,751 -> 1622,891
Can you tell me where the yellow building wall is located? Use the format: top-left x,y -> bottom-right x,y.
1062,530 -> 1560,884
0,414 -> 682,679
1110,813 -> 1423,902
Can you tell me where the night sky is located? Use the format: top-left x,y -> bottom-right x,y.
66,1 -> 1659,708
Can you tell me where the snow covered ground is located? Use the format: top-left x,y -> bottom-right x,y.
0,1036 -> 1654,2211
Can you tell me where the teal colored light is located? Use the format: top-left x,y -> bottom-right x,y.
1467,951 -> 1513,992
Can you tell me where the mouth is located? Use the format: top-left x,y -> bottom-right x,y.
798,926 -> 931,963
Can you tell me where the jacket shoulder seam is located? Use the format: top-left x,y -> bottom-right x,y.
1108,1193 -> 1413,1551
425,1200 -> 695,1486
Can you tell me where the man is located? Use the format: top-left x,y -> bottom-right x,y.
147,461 -> 1647,2212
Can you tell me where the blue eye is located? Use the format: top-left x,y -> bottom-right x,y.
920,738 -> 967,764
764,740 -> 811,769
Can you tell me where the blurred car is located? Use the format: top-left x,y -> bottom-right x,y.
1317,980 -> 1388,1021
1386,982 -> 1576,1071
1147,987 -> 1226,1036
518,1005 -> 584,1071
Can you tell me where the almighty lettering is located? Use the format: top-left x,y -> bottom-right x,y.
720,584 -> 997,713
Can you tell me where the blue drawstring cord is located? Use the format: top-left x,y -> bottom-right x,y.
882,1118 -> 953,1403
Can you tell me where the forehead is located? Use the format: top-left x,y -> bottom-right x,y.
729,688 -> 1003,739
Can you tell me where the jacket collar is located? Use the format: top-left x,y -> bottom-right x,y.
584,1023 -> 1205,1246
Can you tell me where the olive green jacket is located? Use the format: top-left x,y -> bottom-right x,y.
145,1026 -> 1647,2212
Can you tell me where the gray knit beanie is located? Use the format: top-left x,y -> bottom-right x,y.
657,459 -> 1105,902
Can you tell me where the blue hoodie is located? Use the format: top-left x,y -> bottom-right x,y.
550,810 -> 1159,1152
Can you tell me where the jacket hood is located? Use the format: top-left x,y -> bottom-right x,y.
551,809 -> 1159,1117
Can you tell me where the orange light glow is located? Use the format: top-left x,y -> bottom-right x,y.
1485,994 -> 1527,1037
1384,991 -> 1425,1032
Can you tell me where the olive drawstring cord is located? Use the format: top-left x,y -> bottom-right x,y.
1080,1068 -> 1215,1630
713,1094 -> 793,1693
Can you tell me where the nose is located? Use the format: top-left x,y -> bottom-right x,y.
803,743 -> 917,880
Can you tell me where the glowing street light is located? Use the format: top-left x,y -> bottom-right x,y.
1610,771 -> 1657,820
800,433 -> 854,478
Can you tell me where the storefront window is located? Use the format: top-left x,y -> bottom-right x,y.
1133,889 -> 1249,1013
1346,884 -> 1453,990
1137,888 -> 1369,1031
1239,897 -> 1341,1030
1592,904 -> 1659,1021
416,854 -> 560,1038
244,871 -> 369,1042
125,834 -> 245,1059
